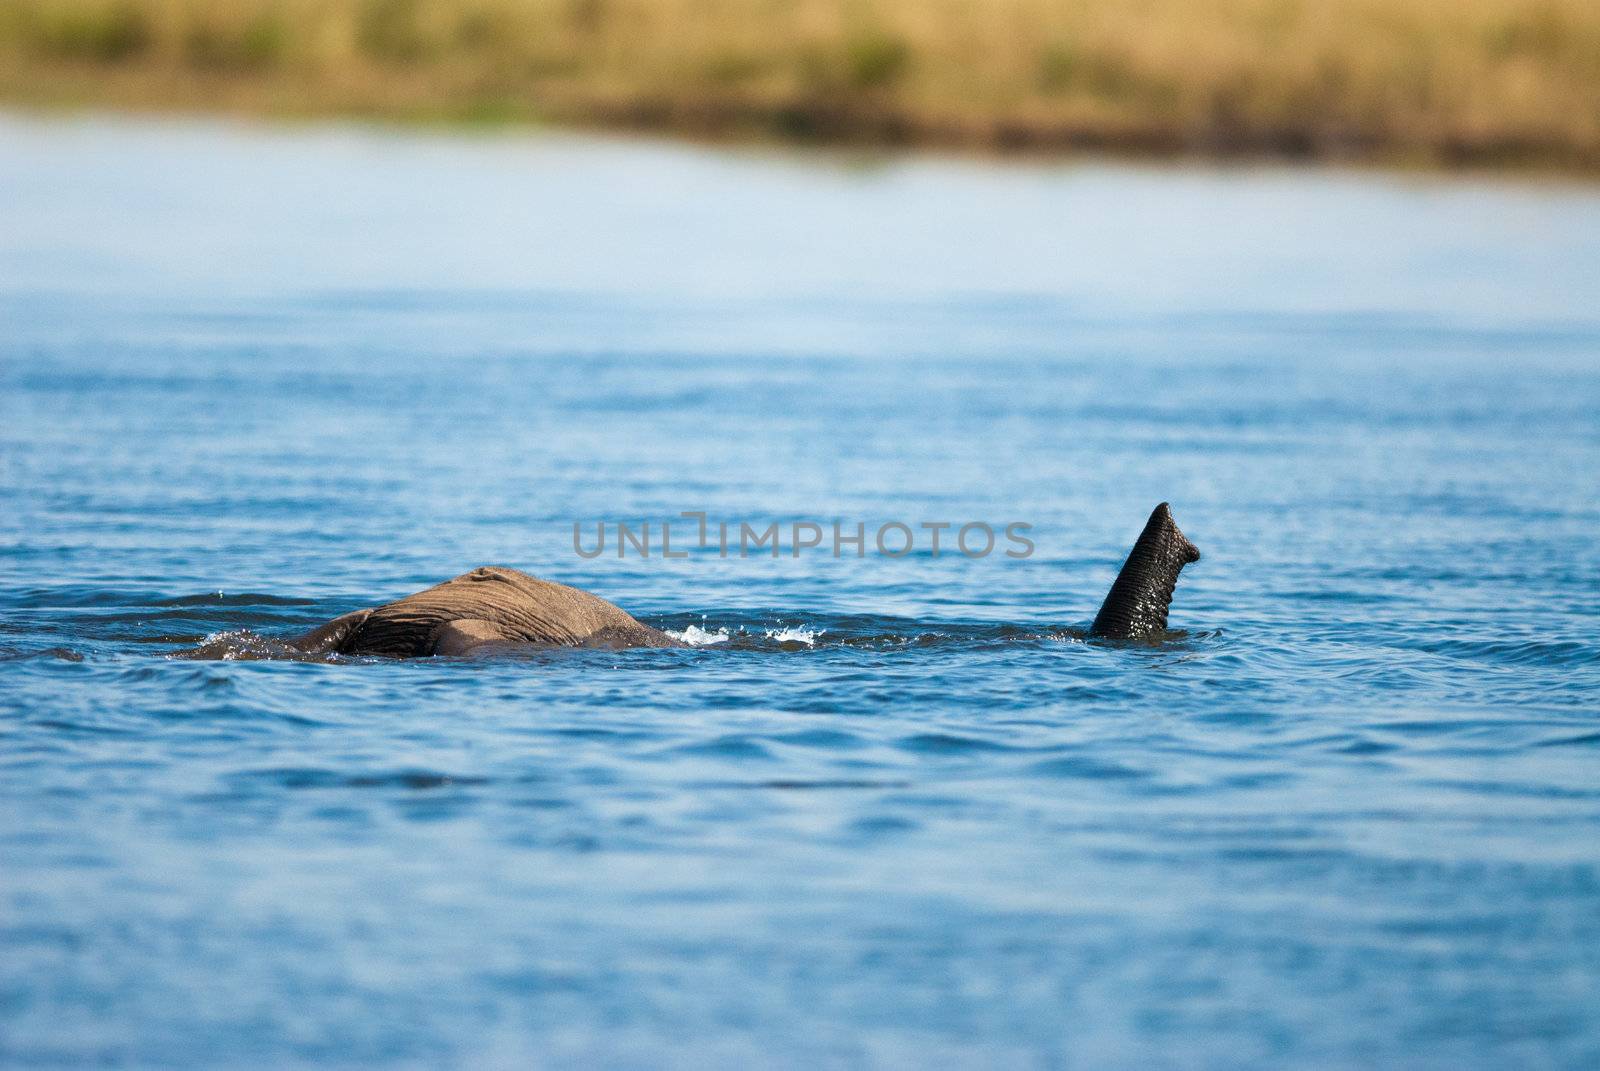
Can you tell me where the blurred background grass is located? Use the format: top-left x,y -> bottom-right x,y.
2,0 -> 1597,168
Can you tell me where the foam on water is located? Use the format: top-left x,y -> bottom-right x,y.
764,625 -> 823,647
669,623 -> 732,646
667,623 -> 825,648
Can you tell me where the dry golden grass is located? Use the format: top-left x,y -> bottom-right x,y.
2,0 -> 1598,167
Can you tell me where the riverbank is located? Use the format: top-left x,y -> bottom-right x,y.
3,0 -> 1598,170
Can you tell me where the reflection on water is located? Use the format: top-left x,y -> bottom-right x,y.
2,115 -> 1600,1068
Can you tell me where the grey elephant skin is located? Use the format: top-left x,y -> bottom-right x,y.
232,504 -> 1201,658
1088,502 -> 1202,641
289,566 -> 684,657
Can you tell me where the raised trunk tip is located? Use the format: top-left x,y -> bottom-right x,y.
1088,503 -> 1201,640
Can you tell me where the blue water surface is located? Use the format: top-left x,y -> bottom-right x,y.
2,114 -> 1600,1068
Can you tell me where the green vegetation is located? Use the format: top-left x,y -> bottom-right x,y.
2,0 -> 1598,169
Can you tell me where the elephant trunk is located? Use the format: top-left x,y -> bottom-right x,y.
1089,503 -> 1201,640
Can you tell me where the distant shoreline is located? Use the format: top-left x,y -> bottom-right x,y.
3,0 -> 1597,174
7,81 -> 1596,178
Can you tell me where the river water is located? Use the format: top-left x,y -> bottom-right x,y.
2,115 -> 1599,1068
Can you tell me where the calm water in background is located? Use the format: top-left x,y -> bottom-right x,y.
2,115 -> 1599,1068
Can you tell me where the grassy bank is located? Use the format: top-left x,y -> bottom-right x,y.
2,0 -> 1599,169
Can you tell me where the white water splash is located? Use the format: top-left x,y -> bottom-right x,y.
182,629 -> 305,661
764,626 -> 823,647
664,623 -> 824,648
669,624 -> 731,647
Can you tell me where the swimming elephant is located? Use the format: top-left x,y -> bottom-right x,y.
276,503 -> 1200,658
288,566 -> 684,657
